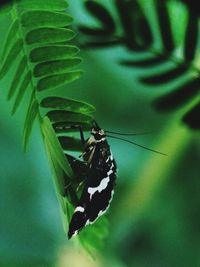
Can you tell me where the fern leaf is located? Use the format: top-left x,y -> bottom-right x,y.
115,0 -> 152,50
12,70 -> 32,115
37,71 -> 82,91
153,78 -> 200,111
18,0 -> 68,11
0,0 -> 108,255
7,56 -> 27,100
42,116 -> 73,178
21,10 -> 73,29
43,135 -> 66,196
47,110 -> 93,125
120,56 -> 168,68
29,45 -> 80,62
155,0 -> 175,52
23,97 -> 38,150
115,0 -> 137,50
79,0 -> 116,36
0,39 -> 23,79
183,101 -> 200,129
183,14 -> 198,61
78,0 -> 200,131
140,65 -> 188,85
33,58 -> 82,77
40,97 -> 95,114
25,27 -> 75,45
58,136 -> 84,152
0,19 -> 19,63
60,197 -> 73,233
1,0 -> 85,140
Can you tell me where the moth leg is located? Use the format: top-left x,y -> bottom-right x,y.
77,125 -> 85,145
79,143 -> 95,161
76,180 -> 84,193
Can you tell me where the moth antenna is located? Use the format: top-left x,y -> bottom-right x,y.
107,135 -> 167,156
105,130 -> 153,136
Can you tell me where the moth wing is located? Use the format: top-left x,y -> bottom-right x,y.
68,143 -> 117,238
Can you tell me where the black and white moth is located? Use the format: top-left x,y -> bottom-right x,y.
55,121 -> 166,239
67,122 -> 117,239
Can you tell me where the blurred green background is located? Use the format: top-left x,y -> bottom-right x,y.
0,0 -> 200,266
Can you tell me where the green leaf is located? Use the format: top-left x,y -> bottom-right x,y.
40,97 -> 95,114
153,78 -> 200,111
23,96 -> 38,151
33,58 -> 82,77
155,0 -> 175,52
79,217 -> 109,255
135,3 -> 153,48
29,45 -> 80,62
115,0 -> 146,50
43,137 -> 66,196
26,27 -> 75,45
120,56 -> 167,68
184,14 -> 198,62
12,71 -> 32,115
58,136 -> 84,152
82,39 -> 120,49
59,197 -> 73,233
140,66 -> 188,85
183,102 -> 200,130
7,56 -> 27,100
79,0 -> 116,36
47,110 -> 93,125
42,116 -> 73,178
0,19 -> 19,63
21,10 -> 73,29
0,39 -> 23,79
37,70 -> 83,91
115,0 -> 153,49
18,0 -> 68,10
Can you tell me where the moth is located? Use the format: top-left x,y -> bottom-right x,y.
67,122 -> 117,239
55,121 -> 166,239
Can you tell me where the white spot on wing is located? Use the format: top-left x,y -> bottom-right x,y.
87,153 -> 115,200
88,189 -> 115,224
85,219 -> 90,226
74,206 -> 84,213
110,152 -> 113,161
72,230 -> 78,237
88,177 -> 110,199
107,169 -> 113,176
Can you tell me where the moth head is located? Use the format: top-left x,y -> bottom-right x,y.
91,127 -> 106,140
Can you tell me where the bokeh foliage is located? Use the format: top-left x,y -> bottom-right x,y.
0,0 -> 200,266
